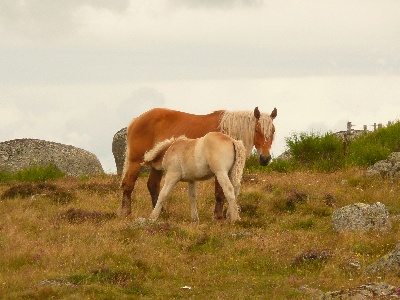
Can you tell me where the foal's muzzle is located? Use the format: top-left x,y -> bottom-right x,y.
260,155 -> 271,166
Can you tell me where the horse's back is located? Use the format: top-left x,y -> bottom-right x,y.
126,108 -> 222,161
199,132 -> 236,173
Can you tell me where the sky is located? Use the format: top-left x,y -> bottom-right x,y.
1,0 -> 399,173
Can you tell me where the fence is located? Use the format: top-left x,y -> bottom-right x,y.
346,121 -> 387,134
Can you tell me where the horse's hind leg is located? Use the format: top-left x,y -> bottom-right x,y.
147,167 -> 163,208
188,181 -> 199,222
213,178 -> 225,220
215,173 -> 240,223
120,161 -> 141,216
149,174 -> 179,221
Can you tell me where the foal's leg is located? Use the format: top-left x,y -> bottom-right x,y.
215,173 -> 240,223
188,181 -> 199,222
149,174 -> 179,221
147,167 -> 164,208
120,161 -> 141,216
214,178 -> 225,220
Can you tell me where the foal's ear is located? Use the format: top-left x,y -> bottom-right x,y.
270,107 -> 277,119
254,107 -> 261,120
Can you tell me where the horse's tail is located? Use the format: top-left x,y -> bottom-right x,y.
143,136 -> 186,163
230,139 -> 246,198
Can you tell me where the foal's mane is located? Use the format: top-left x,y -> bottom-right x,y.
219,110 -> 274,158
143,136 -> 187,163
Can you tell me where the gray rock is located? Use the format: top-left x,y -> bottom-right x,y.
301,282 -> 399,299
388,152 -> 400,164
0,139 -> 103,177
366,152 -> 400,179
112,127 -> 127,175
332,202 -> 391,232
367,243 -> 400,275
323,282 -> 399,299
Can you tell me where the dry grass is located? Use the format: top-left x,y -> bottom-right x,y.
0,169 -> 399,299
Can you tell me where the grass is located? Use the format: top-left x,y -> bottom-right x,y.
0,164 -> 65,183
1,169 -> 400,299
267,119 -> 400,172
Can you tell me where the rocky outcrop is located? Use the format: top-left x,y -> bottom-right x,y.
367,243 -> 400,275
323,282 -> 399,299
366,152 -> 400,179
301,282 -> 399,299
112,127 -> 127,175
332,202 -> 391,232
0,139 -> 103,177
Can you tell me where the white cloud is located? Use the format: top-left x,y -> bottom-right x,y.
1,1 -> 399,173
117,87 -> 167,123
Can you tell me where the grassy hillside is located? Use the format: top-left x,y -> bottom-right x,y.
1,168 -> 399,299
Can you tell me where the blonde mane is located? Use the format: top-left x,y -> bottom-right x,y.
219,111 -> 274,158
143,136 -> 187,163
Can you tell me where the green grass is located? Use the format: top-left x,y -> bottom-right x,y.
1,121 -> 400,298
2,170 -> 398,299
244,119 -> 400,173
346,121 -> 400,166
0,164 -> 65,183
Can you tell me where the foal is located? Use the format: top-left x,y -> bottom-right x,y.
142,132 -> 246,223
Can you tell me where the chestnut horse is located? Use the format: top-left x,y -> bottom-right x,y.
120,106 -> 277,218
142,132 -> 246,223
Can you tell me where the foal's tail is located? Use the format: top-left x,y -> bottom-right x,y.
143,136 -> 186,163
230,139 -> 246,198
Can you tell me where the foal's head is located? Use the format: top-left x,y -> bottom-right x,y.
253,107 -> 277,166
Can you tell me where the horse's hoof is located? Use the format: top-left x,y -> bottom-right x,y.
212,213 -> 225,221
118,207 -> 131,218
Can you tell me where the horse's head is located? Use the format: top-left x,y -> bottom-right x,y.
253,107 -> 277,166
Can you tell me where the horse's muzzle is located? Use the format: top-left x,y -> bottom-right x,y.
259,155 -> 271,166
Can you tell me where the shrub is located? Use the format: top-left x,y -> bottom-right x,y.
245,153 -> 296,173
0,164 -> 65,183
285,132 -> 345,171
346,121 -> 400,166
279,119 -> 400,171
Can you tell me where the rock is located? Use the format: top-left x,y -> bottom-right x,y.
367,243 -> 400,275
301,282 -> 399,299
112,127 -> 127,175
388,152 -> 400,164
276,150 -> 292,161
332,202 -> 391,232
323,282 -> 399,299
0,139 -> 103,177
366,152 -> 400,179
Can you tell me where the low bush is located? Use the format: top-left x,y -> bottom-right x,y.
0,164 -> 65,183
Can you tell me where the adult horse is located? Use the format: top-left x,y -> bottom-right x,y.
120,106 -> 277,218
142,132 -> 246,223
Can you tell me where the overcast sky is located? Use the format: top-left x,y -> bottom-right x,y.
1,0 -> 399,173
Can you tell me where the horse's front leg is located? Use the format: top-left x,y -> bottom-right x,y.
213,178 -> 225,220
215,173 -> 240,223
120,161 -> 141,217
188,181 -> 199,222
147,167 -> 164,208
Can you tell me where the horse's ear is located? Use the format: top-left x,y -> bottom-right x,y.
270,108 -> 277,120
254,107 -> 261,120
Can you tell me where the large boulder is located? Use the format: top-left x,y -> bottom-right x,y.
112,127 -> 127,175
366,152 -> 400,179
332,202 -> 391,232
0,139 -> 103,177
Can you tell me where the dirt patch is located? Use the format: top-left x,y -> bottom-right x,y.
59,208 -> 116,224
1,182 -> 76,204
